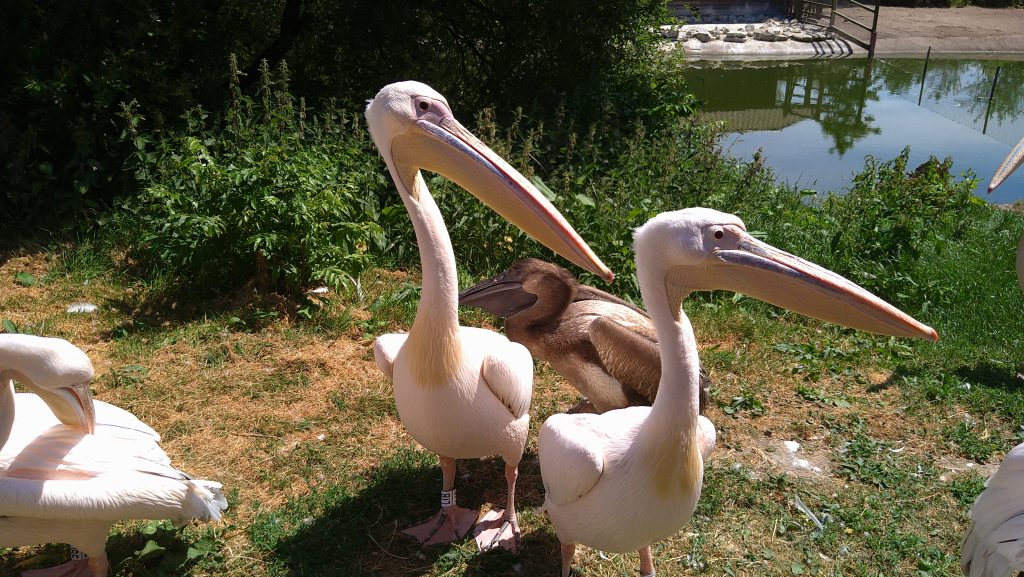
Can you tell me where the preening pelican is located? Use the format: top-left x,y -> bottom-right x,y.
459,257 -> 711,414
988,135 -> 1024,291
0,334 -> 227,577
365,82 -> 611,552
539,208 -> 937,577
960,442 -> 1024,577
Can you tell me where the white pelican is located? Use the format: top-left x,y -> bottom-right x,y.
365,82 -> 612,552
0,334 -> 227,577
988,135 -> 1024,291
539,208 -> 938,577
458,257 -> 712,414
960,442 -> 1024,577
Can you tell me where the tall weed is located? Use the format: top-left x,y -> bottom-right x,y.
108,59 -> 388,298
814,148 -> 978,312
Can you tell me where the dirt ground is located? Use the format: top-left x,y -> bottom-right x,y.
873,6 -> 1024,55
675,6 -> 1024,59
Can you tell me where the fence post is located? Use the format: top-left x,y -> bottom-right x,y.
983,66 -> 1001,134
917,46 -> 931,106
868,0 -> 880,58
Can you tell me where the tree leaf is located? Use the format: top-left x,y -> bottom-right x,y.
574,193 -> 595,207
14,272 -> 37,287
135,539 -> 165,559
530,175 -> 559,201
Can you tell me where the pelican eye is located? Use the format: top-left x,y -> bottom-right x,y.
418,100 -> 429,111
713,230 -> 724,240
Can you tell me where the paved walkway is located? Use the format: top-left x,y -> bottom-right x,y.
675,7 -> 1024,59
874,6 -> 1024,56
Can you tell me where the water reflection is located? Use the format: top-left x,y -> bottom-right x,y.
683,58 -> 1024,202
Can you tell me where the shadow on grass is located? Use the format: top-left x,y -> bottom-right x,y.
954,361 -> 1024,395
252,446 -> 561,576
879,363 -> 1024,424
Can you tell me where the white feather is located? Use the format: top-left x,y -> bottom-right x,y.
961,443 -> 1024,577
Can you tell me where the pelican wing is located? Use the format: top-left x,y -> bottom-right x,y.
539,413 -> 605,507
573,283 -> 649,317
94,400 -> 161,442
2,395 -> 169,473
589,315 -> 661,402
961,443 -> 1024,577
374,333 -> 407,380
0,475 -> 226,522
1,394 -> 228,523
480,341 -> 533,419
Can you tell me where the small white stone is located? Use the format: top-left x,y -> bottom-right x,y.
784,440 -> 801,453
66,302 -> 98,313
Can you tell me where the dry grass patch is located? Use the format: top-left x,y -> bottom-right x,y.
0,251 -> 1014,577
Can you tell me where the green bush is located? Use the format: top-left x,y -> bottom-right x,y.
1,0 -> 682,231
813,148 -> 978,312
108,60 -> 388,298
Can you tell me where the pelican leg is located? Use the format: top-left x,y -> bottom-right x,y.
559,542 -> 576,577
639,545 -> 655,577
401,456 -> 478,546
473,462 -> 521,553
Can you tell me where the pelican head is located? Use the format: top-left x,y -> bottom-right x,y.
636,208 -> 938,342
0,334 -> 96,434
366,81 -> 613,282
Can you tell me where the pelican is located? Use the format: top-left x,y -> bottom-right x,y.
960,442 -> 1024,577
365,82 -> 612,552
459,257 -> 711,414
539,208 -> 937,577
988,135 -> 1024,291
0,334 -> 227,577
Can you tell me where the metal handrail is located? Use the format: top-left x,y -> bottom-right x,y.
833,10 -> 873,33
792,0 -> 880,57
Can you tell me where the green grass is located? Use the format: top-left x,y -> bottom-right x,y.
3,103 -> 1024,577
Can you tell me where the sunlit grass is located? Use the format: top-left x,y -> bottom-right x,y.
2,242 -> 1020,577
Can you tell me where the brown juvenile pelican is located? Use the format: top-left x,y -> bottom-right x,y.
539,208 -> 937,577
459,258 -> 710,414
365,82 -> 611,553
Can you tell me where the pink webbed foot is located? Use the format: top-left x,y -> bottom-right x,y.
21,559 -> 96,577
401,506 -> 479,546
473,508 -> 521,553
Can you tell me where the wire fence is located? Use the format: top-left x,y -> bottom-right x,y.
873,54 -> 1024,148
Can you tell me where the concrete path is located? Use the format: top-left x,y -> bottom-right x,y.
673,6 -> 1024,59
874,6 -> 1024,56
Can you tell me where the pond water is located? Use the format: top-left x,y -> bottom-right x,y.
682,57 -> 1024,204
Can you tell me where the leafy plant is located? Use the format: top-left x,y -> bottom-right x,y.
815,148 -> 978,312
796,384 -> 852,408
942,419 -> 1006,463
14,272 -> 37,287
834,418 -> 929,489
722,391 -> 766,417
109,58 -> 388,299
105,364 -> 150,389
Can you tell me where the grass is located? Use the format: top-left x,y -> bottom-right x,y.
1,226 -> 1021,577
1,102 -> 1022,575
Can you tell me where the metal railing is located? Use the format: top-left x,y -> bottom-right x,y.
791,0 -> 880,57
